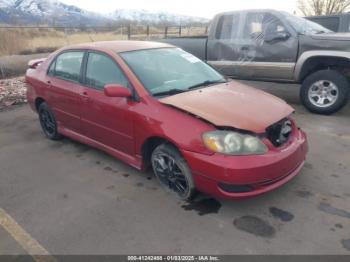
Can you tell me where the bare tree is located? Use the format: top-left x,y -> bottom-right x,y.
298,0 -> 350,16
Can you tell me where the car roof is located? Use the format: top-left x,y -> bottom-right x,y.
61,40 -> 174,53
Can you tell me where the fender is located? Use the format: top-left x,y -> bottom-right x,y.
295,50 -> 350,81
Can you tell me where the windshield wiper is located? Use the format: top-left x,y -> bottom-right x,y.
153,89 -> 187,97
187,80 -> 227,90
152,79 -> 227,97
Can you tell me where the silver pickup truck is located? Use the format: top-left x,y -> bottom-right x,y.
162,9 -> 350,114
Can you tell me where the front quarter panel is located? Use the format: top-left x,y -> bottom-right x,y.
133,98 -> 216,157
295,35 -> 350,80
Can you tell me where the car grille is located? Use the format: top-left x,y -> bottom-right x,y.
266,118 -> 292,147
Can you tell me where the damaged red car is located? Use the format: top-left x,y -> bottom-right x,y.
26,41 -> 308,200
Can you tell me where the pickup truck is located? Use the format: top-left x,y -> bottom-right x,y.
162,9 -> 350,114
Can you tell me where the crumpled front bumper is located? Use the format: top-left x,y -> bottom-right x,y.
181,129 -> 308,199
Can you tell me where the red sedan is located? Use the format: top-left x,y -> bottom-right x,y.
26,41 -> 308,200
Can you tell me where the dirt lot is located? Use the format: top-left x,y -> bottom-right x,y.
0,81 -> 349,256
0,77 -> 27,110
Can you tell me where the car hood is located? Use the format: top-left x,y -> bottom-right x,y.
311,32 -> 350,41
159,81 -> 294,133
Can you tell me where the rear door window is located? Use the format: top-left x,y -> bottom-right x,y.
216,14 -> 240,39
85,52 -> 130,90
54,51 -> 84,82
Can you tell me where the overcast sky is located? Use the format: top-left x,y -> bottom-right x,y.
60,0 -> 298,18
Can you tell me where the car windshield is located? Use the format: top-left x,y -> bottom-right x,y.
120,48 -> 226,97
282,11 -> 333,34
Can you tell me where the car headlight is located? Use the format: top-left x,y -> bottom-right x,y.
203,131 -> 268,155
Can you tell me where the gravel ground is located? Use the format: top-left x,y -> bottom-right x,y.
0,77 -> 27,111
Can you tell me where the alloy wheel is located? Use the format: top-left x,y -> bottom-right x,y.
152,153 -> 189,197
39,109 -> 56,136
308,80 -> 339,108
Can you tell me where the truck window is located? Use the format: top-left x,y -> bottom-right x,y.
242,13 -> 286,40
216,14 -> 240,39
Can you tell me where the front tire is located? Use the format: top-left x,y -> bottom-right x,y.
38,102 -> 62,140
300,70 -> 349,115
151,144 -> 196,200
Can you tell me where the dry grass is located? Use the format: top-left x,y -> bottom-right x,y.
28,31 -> 127,50
0,26 -> 207,56
0,29 -> 29,56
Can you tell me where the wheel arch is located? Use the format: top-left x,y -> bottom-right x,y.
35,97 -> 46,112
141,136 -> 181,170
295,51 -> 350,82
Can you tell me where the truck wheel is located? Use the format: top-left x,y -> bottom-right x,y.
300,70 -> 349,115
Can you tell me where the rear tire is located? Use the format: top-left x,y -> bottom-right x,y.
38,102 -> 62,140
300,70 -> 349,115
151,143 -> 196,201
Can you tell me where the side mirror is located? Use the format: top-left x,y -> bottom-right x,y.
265,31 -> 291,43
104,84 -> 132,98
278,32 -> 291,40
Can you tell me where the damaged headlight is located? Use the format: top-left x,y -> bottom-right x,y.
203,131 -> 268,156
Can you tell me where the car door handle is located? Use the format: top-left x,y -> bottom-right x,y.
241,46 -> 249,51
81,91 -> 90,101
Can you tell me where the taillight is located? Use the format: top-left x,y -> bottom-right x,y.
28,58 -> 45,69
29,61 -> 43,69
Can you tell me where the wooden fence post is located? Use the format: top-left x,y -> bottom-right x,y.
179,25 -> 182,37
64,28 -> 69,45
164,26 -> 168,38
127,25 -> 131,40
0,62 -> 5,79
146,25 -> 150,39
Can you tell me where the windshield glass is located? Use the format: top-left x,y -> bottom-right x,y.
282,11 -> 333,34
120,48 -> 225,96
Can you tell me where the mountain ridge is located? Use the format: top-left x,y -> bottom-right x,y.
0,0 -> 209,26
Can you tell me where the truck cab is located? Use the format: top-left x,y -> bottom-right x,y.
207,10 -> 298,81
